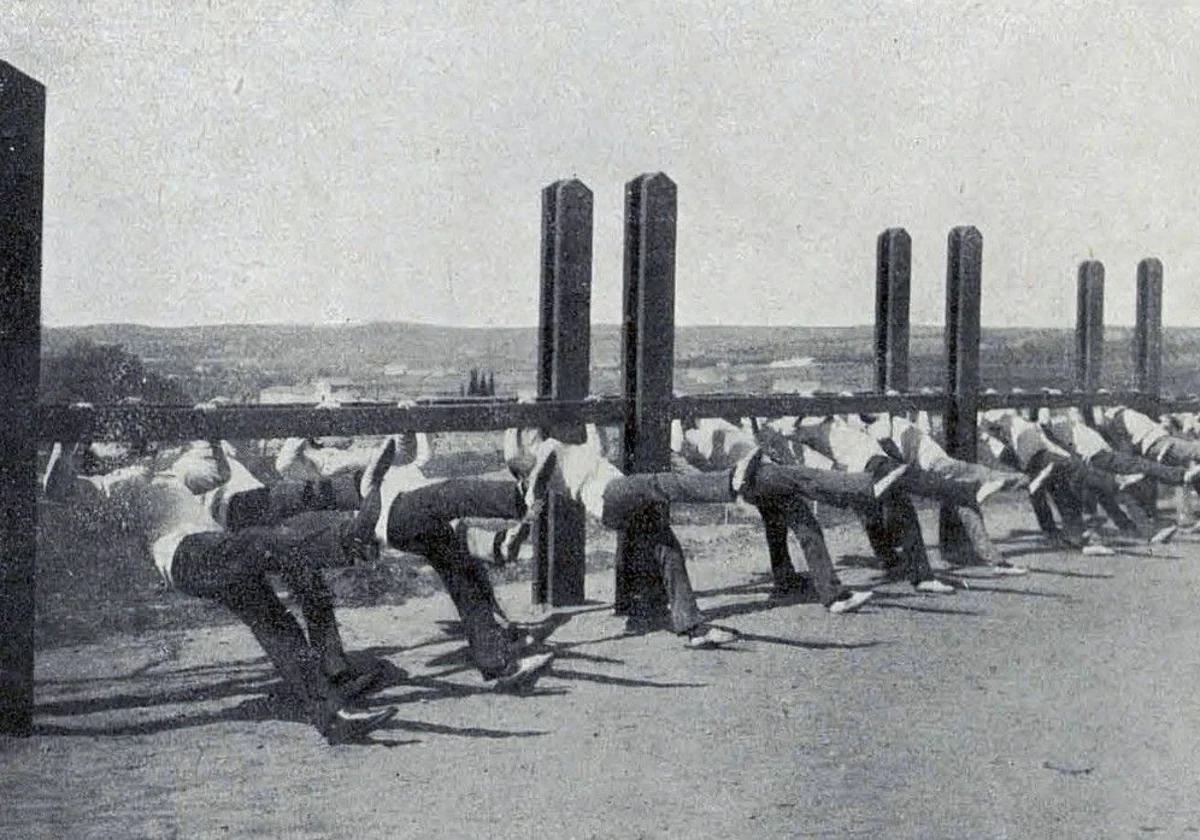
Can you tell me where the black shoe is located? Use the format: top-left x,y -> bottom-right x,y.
321,705 -> 397,745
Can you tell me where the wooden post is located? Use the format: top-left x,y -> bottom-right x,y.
1131,259 -> 1164,517
940,227 -> 983,558
1134,259 -> 1163,401
614,173 -> 677,619
1075,261 -> 1105,393
874,228 -> 911,393
0,62 -> 45,737
532,179 -> 592,607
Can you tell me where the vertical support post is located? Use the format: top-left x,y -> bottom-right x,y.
940,227 -> 982,559
614,173 -> 677,619
1075,260 -> 1105,393
1131,258 -> 1164,517
874,228 -> 911,393
0,62 -> 45,737
532,179 -> 592,607
1134,259 -> 1163,401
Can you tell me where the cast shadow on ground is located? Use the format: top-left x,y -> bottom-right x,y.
35,676 -> 551,745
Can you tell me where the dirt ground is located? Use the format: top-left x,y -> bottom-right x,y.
5,498 -> 1200,839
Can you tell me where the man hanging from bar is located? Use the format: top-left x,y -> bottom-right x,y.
41,434 -> 400,745
669,416 -> 909,614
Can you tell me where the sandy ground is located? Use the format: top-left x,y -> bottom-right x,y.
5,499 -> 1200,840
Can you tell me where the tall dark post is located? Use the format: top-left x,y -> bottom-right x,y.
614,173 -> 677,619
940,227 -> 983,558
1075,261 -> 1105,393
0,62 -> 45,737
1130,258 -> 1165,516
874,228 -> 912,393
532,179 -> 592,606
1134,259 -> 1163,400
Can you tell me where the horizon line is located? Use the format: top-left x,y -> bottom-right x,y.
40,320 -> 1175,333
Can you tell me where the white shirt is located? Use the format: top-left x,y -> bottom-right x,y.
670,418 -> 758,471
981,411 -> 1069,467
1042,415 -> 1111,462
1102,407 -> 1169,455
792,417 -> 887,473
78,444 -> 230,586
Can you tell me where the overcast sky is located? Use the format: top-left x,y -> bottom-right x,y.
4,0 -> 1199,329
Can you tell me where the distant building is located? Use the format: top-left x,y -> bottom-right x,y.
258,385 -> 317,405
258,377 -> 366,405
314,377 -> 363,404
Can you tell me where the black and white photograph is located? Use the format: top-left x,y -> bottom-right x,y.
3,2 -> 1200,837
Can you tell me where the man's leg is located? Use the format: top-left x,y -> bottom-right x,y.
755,500 -> 810,594
413,526 -> 554,690
880,495 -> 953,591
775,496 -> 872,607
1090,450 -> 1188,486
1155,436 -> 1200,465
649,518 -> 707,635
171,535 -> 395,743
386,479 -> 526,545
742,462 -> 879,511
600,470 -> 734,531
646,516 -> 737,646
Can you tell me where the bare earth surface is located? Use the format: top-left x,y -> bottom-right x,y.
5,499 -> 1200,839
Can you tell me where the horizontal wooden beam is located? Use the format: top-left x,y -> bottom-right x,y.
38,388 -> 1196,444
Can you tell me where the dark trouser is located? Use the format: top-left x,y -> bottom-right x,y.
895,463 -> 978,508
860,456 -> 935,583
600,471 -> 733,634
170,515 -> 359,726
1050,456 -> 1142,533
599,471 -> 734,529
757,496 -> 846,605
1149,435 -> 1200,465
741,463 -> 879,602
743,462 -> 876,510
941,504 -> 1005,566
1026,451 -> 1087,542
263,474 -> 364,524
384,478 -> 527,677
1090,449 -> 1187,486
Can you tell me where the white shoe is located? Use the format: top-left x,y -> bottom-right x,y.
914,579 -> 955,594
989,563 -> 1029,577
976,477 -> 1007,505
730,447 -> 764,497
1116,473 -> 1146,492
497,521 -> 532,565
1028,462 -> 1056,496
686,626 -> 739,649
828,590 -> 874,614
1184,463 -> 1200,486
1149,525 -> 1178,545
492,652 -> 555,694
358,437 -> 397,500
873,464 -> 909,499
523,441 -> 560,515
1082,544 -> 1116,556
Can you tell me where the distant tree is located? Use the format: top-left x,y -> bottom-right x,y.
468,368 -> 480,396
40,339 -> 190,405
486,371 -> 496,396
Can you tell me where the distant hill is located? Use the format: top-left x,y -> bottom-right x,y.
40,322 -> 1200,401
